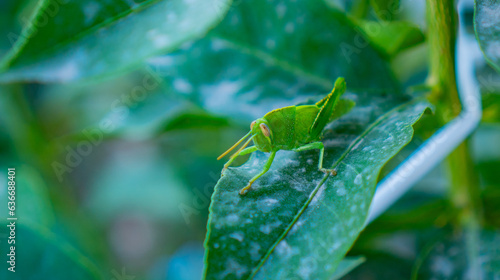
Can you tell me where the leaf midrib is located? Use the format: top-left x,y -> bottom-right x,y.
246,98 -> 420,279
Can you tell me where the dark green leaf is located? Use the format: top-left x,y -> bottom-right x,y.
370,0 -> 400,21
481,185 -> 500,228
478,160 -> 500,187
482,93 -> 500,123
204,99 -> 429,279
0,223 -> 103,280
0,165 -> 102,279
354,20 -> 425,57
475,0 -> 500,73
473,57 -> 500,123
0,0 -> 232,82
161,112 -> 230,133
0,0 -> 34,59
149,0 -> 401,124
0,165 -> 55,227
412,230 -> 500,280
350,0 -> 370,19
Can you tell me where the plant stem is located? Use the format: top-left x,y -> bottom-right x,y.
426,0 -> 482,226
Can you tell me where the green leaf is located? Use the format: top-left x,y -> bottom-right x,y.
0,165 -> 55,227
331,256 -> 365,280
0,223 -> 103,280
0,164 -> 101,280
149,0 -> 401,124
474,58 -> 500,123
354,20 -> 425,57
412,230 -> 500,280
0,0 -> 232,82
370,0 -> 400,21
475,0 -> 500,73
0,0 -> 33,58
160,111 -> 230,133
338,253 -> 415,280
482,93 -> 500,123
350,0 -> 370,19
203,99 -> 429,279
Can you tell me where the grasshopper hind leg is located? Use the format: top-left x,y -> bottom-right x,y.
317,144 -> 337,176
293,142 -> 337,176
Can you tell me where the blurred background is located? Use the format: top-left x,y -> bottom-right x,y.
0,0 -> 499,279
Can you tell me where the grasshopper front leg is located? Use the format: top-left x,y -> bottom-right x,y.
240,150 -> 277,195
221,146 -> 258,176
293,142 -> 337,176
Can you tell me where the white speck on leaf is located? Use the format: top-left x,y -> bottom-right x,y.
249,243 -> 261,261
229,232 -> 244,242
259,198 -> 280,213
219,258 -> 248,278
226,214 -> 239,224
298,257 -> 315,278
354,174 -> 362,185
276,240 -> 292,256
259,220 -> 282,234
336,182 -> 347,196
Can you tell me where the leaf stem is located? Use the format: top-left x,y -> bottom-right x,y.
426,0 -> 482,227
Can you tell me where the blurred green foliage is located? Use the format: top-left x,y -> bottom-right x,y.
0,0 -> 499,279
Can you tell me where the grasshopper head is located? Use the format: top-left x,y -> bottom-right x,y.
217,118 -> 273,160
250,118 -> 273,152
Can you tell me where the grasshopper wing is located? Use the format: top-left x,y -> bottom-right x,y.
329,98 -> 355,122
310,77 -> 346,139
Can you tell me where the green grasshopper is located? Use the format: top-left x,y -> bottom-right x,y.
218,77 -> 353,195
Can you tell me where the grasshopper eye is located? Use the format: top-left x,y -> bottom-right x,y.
259,123 -> 271,137
250,121 -> 256,130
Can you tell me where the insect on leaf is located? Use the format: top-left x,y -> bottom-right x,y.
203,97 -> 429,279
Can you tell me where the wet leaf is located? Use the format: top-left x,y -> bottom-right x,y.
0,0 -> 232,82
149,0 -> 401,123
475,0 -> 500,73
204,98 -> 429,279
355,20 -> 425,57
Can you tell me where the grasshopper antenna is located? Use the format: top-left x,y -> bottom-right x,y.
217,131 -> 252,160
228,134 -> 255,160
